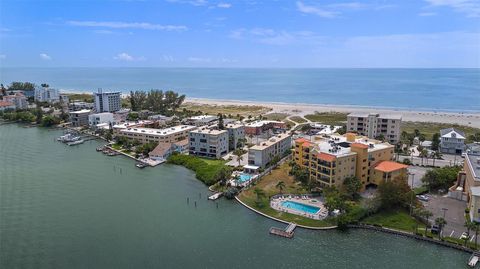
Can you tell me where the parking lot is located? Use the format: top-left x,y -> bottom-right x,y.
421,195 -> 470,240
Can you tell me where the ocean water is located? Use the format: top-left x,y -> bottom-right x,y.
0,123 -> 469,268
1,67 -> 479,112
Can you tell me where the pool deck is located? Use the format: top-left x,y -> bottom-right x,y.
270,195 -> 328,220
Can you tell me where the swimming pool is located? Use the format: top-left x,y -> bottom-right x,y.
237,173 -> 252,183
281,201 -> 320,214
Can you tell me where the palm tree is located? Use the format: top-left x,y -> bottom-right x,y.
424,210 -> 433,236
419,149 -> 429,166
431,151 -> 442,167
253,188 -> 266,206
233,149 -> 244,167
276,181 -> 286,194
465,221 -> 477,246
435,217 -> 447,239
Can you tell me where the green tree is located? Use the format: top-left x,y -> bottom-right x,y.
465,221 -> 476,246
324,187 -> 345,213
421,166 -> 462,191
253,188 -> 266,207
468,133 -> 480,143
8,81 -> 35,91
377,178 -> 411,210
233,149 -> 244,167
430,151 -> 442,167
35,107 -> 43,124
419,148 -> 429,166
129,90 -> 147,111
275,181 -> 285,194
343,176 -> 362,200
423,210 -> 433,236
431,133 -> 441,151
435,217 -> 447,239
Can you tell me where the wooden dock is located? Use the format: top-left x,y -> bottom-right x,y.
270,223 -> 297,238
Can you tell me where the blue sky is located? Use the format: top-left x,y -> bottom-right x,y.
0,0 -> 479,67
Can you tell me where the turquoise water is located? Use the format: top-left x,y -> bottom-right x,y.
238,173 -> 252,183
0,123 -> 470,268
1,68 -> 479,111
281,201 -> 321,214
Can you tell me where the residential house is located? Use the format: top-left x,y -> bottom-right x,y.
440,128 -> 466,154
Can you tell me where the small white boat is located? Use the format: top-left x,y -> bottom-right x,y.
67,139 -> 84,146
208,192 -> 223,200
58,133 -> 81,143
135,162 -> 147,168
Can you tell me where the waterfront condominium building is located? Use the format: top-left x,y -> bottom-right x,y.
34,86 -> 60,103
119,125 -> 196,144
189,127 -> 229,159
69,109 -> 91,127
248,133 -> 292,168
294,133 -> 407,190
93,89 -> 121,113
226,123 -> 246,151
347,113 -> 402,144
88,112 -> 115,127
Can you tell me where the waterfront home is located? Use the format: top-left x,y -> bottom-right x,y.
0,101 -> 15,111
189,127 -> 228,159
34,86 -> 60,103
149,143 -> 174,162
118,125 -> 196,144
93,89 -> 121,113
3,92 -> 28,110
172,139 -> 189,154
69,109 -> 91,127
347,113 -> 402,144
294,133 -> 406,190
185,115 -> 218,127
69,101 -> 94,111
88,112 -> 115,128
248,133 -> 292,168
440,128 -> 466,155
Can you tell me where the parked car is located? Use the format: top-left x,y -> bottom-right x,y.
417,194 -> 430,202
431,225 -> 440,234
461,232 -> 470,240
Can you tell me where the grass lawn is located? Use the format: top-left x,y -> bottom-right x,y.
304,112 -> 348,125
362,209 -> 422,232
290,116 -> 307,124
264,113 -> 289,121
237,163 -> 336,227
181,103 -> 271,118
65,93 -> 94,102
402,121 -> 480,142
198,157 -> 227,165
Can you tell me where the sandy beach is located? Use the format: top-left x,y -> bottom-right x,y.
186,97 -> 480,128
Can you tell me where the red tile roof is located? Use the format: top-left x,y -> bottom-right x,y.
351,142 -> 369,149
374,161 -> 408,173
317,152 -> 336,162
0,101 -> 14,107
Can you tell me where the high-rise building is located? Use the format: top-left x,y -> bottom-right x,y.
93,89 -> 121,113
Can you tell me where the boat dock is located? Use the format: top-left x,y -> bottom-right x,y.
468,252 -> 479,267
269,223 -> 297,238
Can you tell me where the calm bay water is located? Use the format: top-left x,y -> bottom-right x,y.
1,67 -> 479,112
0,123 -> 469,268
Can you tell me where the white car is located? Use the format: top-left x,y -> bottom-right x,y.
417,195 -> 429,202
460,232 -> 470,240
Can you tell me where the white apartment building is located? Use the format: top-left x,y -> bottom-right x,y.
189,127 -> 229,159
88,112 -> 115,127
226,123 -> 246,151
34,87 -> 60,103
185,115 -> 218,126
119,125 -> 196,144
248,133 -> 292,168
440,128 -> 466,154
347,113 -> 401,144
94,89 -> 121,113
3,93 -> 28,109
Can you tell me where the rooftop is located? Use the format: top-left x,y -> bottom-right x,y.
120,125 -> 196,136
191,127 -> 228,135
69,109 -> 91,114
246,120 -> 284,128
466,153 -> 480,181
149,142 -> 172,156
188,115 -> 217,121
348,112 -> 402,120
113,120 -> 153,129
250,133 -> 291,150
440,128 -> 466,139
374,161 -> 408,173
225,123 -> 244,129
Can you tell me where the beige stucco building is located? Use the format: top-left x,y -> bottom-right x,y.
347,113 -> 402,144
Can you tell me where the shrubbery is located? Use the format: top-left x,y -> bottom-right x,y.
422,166 -> 462,191
167,154 -> 232,186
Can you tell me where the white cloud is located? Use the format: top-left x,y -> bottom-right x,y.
166,0 -> 208,6
162,55 -> 175,62
114,52 -> 145,61
188,57 -> 212,63
217,3 -> 231,8
40,53 -> 51,60
296,1 -> 337,18
229,28 -> 324,46
67,21 -> 187,31
0,54 -> 6,59
424,0 -> 480,17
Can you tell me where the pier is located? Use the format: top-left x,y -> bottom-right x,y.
269,223 -> 296,238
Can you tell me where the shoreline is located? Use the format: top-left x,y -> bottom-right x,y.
60,89 -> 480,127
186,97 -> 480,128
